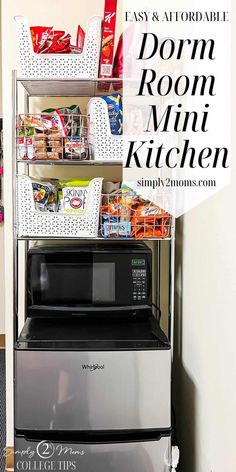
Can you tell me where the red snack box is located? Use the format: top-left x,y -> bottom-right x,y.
99,0 -> 117,78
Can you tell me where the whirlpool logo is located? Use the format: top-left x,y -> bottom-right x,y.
82,364 -> 105,371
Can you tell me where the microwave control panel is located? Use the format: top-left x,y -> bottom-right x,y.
132,268 -> 147,302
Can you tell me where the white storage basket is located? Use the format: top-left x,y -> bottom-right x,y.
87,98 -> 123,161
17,175 -> 103,238
15,16 -> 102,79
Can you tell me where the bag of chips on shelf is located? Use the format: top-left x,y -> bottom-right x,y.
100,184 -> 170,239
102,94 -> 123,135
31,179 -> 54,211
30,26 -> 53,53
113,33 -> 123,78
42,105 -> 82,136
31,178 -> 59,212
30,25 -> 85,54
76,26 -> 85,53
58,178 -> 91,214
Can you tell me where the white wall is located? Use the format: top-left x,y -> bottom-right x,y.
174,184 -> 236,471
174,132 -> 235,470
173,6 -> 235,470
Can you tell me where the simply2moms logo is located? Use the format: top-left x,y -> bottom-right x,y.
7,442 -> 85,471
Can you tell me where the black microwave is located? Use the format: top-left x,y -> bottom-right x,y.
27,244 -> 152,317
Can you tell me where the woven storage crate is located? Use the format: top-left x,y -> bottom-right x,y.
17,175 -> 103,238
15,16 -> 102,79
87,98 -> 123,161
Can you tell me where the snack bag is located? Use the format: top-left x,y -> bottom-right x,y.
64,137 -> 88,160
58,190 -> 63,212
58,179 -> 92,214
45,31 -> 71,54
113,33 -> 123,78
30,26 -> 53,53
59,178 -> 91,188
17,136 -> 27,160
102,94 -> 123,135
31,180 -> 53,211
51,110 -> 68,137
76,26 -> 85,53
26,137 -> 34,160
42,105 -> 81,136
23,115 -> 52,131
40,178 -> 59,212
102,217 -> 131,238
31,25 -> 85,54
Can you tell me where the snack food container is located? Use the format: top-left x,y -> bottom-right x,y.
17,175 -> 103,238
87,97 -> 123,161
15,16 -> 102,79
100,193 -> 172,239
17,113 -> 89,161
99,0 -> 117,78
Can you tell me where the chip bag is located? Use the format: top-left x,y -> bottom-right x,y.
102,94 -> 123,135
31,179 -> 54,212
58,178 -> 92,214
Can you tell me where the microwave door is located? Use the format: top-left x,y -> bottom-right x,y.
92,262 -> 116,305
29,255 -> 93,311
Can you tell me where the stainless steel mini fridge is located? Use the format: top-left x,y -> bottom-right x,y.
14,315 -> 172,471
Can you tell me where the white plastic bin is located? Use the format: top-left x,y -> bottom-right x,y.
17,175 -> 103,238
15,16 -> 102,79
87,97 -> 123,161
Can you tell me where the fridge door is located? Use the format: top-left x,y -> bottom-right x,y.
15,435 -> 171,472
15,350 -> 171,431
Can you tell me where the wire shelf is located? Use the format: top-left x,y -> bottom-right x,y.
17,78 -> 123,97
17,113 -> 89,162
100,193 -> 172,240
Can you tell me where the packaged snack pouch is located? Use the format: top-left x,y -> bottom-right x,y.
102,217 -> 131,238
23,115 -> 52,131
51,110 -> 68,137
58,190 -> 63,212
59,178 -> 91,188
30,25 -> 84,54
62,187 -> 88,213
76,26 -> 85,53
102,94 -> 123,135
31,180 -> 53,211
26,137 -> 35,160
113,33 -> 123,78
64,137 -> 87,160
58,178 -> 92,214
30,26 -> 53,53
42,105 -> 81,136
46,185 -> 58,212
17,136 -> 27,160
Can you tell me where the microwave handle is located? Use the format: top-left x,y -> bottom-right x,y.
28,305 -> 151,312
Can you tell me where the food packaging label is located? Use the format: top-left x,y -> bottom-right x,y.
99,0 -> 117,78
102,217 -> 131,238
26,137 -> 35,160
17,137 -> 27,159
103,94 -> 123,135
64,137 -> 87,159
62,186 -> 88,214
